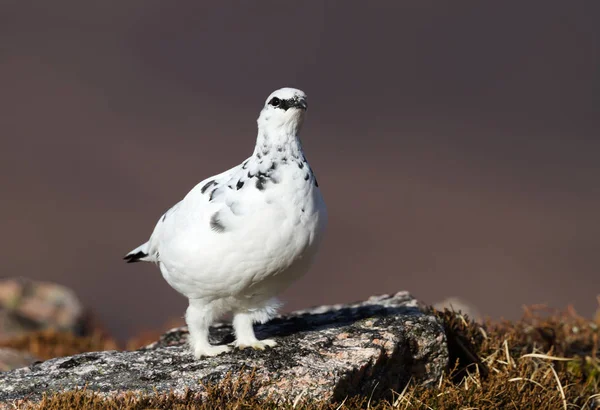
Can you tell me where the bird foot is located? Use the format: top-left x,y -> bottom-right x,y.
235,339 -> 278,351
192,344 -> 232,358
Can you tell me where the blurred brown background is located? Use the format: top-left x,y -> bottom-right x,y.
1,1 -> 598,341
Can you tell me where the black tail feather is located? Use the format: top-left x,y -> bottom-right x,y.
123,251 -> 148,263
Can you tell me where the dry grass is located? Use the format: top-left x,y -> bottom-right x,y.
0,329 -> 118,361
395,306 -> 600,409
3,302 -> 600,409
0,317 -> 185,359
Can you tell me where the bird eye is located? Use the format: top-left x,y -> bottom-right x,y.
269,97 -> 281,107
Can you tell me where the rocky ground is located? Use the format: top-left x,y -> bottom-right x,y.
0,278 -> 598,409
0,291 -> 447,405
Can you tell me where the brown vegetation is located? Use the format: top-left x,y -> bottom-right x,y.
0,329 -> 117,361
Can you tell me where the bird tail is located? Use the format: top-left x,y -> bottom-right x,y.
124,242 -> 152,263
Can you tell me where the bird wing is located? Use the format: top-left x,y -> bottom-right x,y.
143,160 -> 255,260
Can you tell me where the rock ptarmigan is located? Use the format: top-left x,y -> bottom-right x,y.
124,88 -> 327,358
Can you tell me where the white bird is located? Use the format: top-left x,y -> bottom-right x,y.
125,88 -> 327,358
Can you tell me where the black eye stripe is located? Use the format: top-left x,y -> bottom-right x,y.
269,98 -> 292,111
267,95 -> 306,111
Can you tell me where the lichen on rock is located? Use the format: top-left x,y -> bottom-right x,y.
0,291 -> 448,405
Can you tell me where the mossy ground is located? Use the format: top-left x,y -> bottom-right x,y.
2,304 -> 599,409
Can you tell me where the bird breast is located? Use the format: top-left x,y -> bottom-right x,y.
158,161 -> 326,301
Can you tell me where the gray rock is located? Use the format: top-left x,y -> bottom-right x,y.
0,292 -> 448,405
0,277 -> 87,341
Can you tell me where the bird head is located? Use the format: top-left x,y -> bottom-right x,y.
257,88 -> 307,135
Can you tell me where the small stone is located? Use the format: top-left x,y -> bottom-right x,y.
0,278 -> 87,341
433,297 -> 482,322
0,348 -> 38,372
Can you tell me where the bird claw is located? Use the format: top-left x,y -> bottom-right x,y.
235,339 -> 278,351
193,344 -> 232,358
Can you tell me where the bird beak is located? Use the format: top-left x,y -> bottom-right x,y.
294,98 -> 308,110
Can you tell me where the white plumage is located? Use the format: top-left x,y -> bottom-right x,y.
125,88 -> 327,357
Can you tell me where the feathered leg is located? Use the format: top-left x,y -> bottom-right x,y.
232,298 -> 279,350
186,299 -> 231,358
